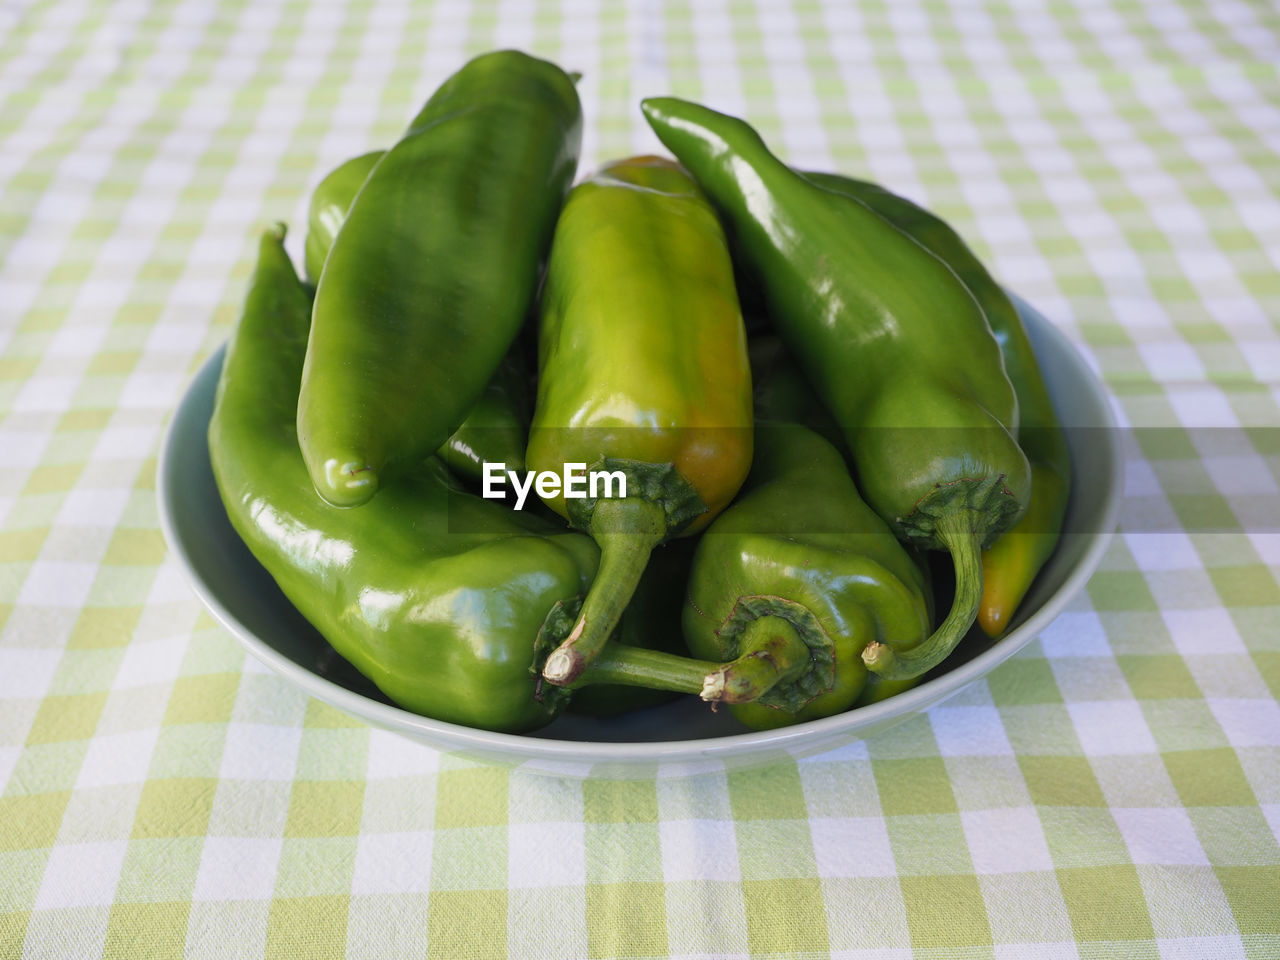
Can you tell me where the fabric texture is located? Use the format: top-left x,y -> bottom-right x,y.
2,0 -> 1278,957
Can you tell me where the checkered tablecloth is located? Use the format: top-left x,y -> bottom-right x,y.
3,0 -> 1278,957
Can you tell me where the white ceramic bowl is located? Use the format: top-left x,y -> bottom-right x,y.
157,294 -> 1120,778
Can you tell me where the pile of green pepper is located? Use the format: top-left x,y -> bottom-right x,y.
207,50 -> 1070,734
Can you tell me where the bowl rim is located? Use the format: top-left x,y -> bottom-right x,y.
156,298 -> 1122,766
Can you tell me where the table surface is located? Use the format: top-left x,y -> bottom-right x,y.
2,0 -> 1278,957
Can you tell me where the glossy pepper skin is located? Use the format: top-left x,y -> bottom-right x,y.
298,50 -> 581,507
303,150 -> 382,284
528,155 -> 753,686
211,226 -> 638,733
642,98 -> 1030,683
805,172 -> 1071,639
684,422 -> 932,729
302,149 -> 533,482
750,339 -> 935,710
434,348 -> 531,482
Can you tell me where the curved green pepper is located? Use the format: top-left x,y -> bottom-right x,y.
435,347 -> 531,482
298,50 -> 581,507
684,422 -> 932,729
303,150 -> 382,284
211,227 -> 704,732
803,172 -> 1071,638
528,155 -> 753,687
975,300 -> 1070,637
642,98 -> 1031,683
303,149 -> 533,482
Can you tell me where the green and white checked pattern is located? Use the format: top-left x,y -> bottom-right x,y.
2,0 -> 1278,956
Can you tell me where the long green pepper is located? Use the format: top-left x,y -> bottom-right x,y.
298,50 -> 581,507
643,98 -> 1031,682
303,150 -> 533,483
805,172 -> 1071,638
528,156 -> 753,686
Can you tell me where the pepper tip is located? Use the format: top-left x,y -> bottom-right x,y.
315,457 -> 379,508
977,604 -> 1005,640
639,97 -> 671,122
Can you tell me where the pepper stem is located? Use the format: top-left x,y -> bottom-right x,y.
542,497 -> 668,685
700,616 -> 811,703
862,510 -> 984,681
574,644 -> 720,695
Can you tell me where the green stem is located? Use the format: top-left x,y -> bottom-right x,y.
542,497 -> 667,685
574,644 -> 721,696
862,510 -> 984,681
701,617 -> 811,703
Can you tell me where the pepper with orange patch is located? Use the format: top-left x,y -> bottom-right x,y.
528,155 -> 753,686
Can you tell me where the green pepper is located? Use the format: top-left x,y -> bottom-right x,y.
298,50 -> 581,507
684,422 -> 932,729
302,149 -> 533,483
435,347 -> 531,482
642,98 -> 1031,683
750,338 -> 935,713
528,155 -> 753,687
803,172 -> 1071,638
974,303 -> 1070,636
303,150 -> 382,284
211,226 -> 715,732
